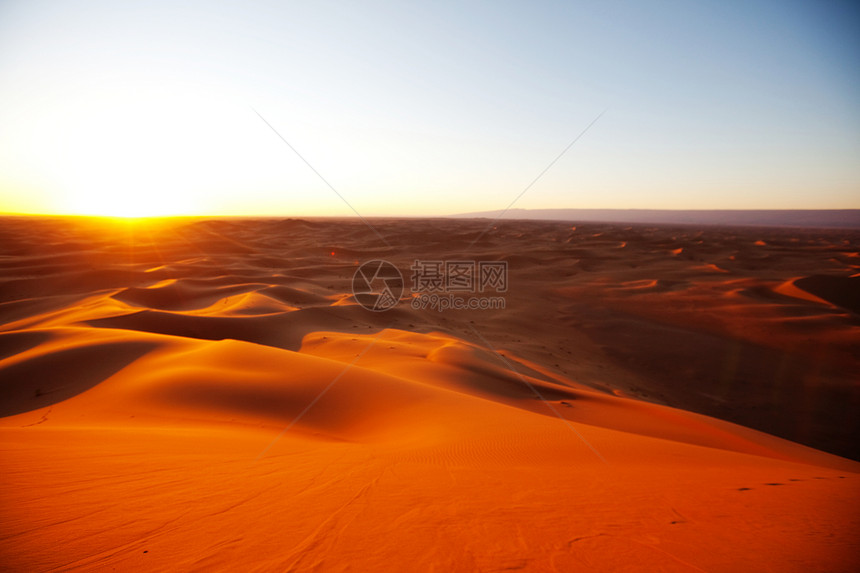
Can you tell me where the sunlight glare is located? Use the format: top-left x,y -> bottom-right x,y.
37,85 -> 261,218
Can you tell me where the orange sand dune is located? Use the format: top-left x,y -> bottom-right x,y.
1,216 -> 858,571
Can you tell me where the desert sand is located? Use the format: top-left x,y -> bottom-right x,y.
1,215 -> 858,572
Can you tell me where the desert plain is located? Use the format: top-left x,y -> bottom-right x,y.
0,215 -> 858,571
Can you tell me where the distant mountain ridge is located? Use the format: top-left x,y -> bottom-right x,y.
450,208 -> 860,229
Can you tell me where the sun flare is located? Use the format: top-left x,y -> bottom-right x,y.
60,182 -> 199,219
25,86 -> 269,218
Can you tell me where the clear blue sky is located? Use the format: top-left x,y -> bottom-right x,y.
0,0 -> 858,216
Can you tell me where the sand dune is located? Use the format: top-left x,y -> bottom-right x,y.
1,216 -> 858,571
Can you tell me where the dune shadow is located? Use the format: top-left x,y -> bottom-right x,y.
0,330 -> 54,362
794,275 -> 860,314
0,340 -> 161,417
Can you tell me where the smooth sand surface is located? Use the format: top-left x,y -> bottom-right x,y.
1,216 -> 858,571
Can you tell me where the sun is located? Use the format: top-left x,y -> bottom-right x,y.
59,180 -> 200,219
10,82 -> 359,219
49,109 -> 204,218
34,86 -> 234,219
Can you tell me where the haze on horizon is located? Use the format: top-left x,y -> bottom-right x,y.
0,0 -> 858,218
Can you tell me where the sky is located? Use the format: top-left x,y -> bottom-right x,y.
0,0 -> 858,217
